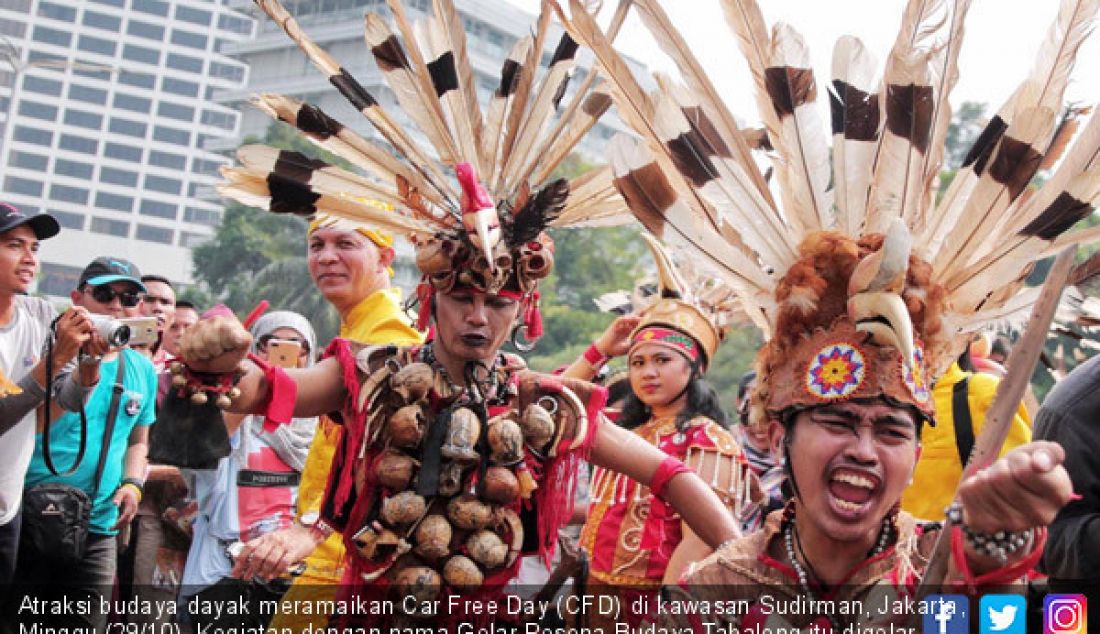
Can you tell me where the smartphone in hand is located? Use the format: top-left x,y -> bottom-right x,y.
267,339 -> 302,368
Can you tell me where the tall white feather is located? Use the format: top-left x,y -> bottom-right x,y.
830,35 -> 880,235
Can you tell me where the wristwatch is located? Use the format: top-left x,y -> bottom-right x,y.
299,511 -> 334,542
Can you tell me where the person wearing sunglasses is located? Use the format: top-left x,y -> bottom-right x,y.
16,257 -> 158,632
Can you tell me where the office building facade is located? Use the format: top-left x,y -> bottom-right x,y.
0,0 -> 253,292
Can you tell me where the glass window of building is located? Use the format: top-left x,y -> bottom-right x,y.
31,25 -> 71,47
184,206 -> 221,227
17,100 -> 57,121
119,71 -> 156,89
13,126 -> 53,146
139,199 -> 177,220
113,93 -> 152,114
22,76 -> 62,96
0,0 -> 31,13
50,210 -> 84,230
209,61 -> 244,82
59,134 -> 98,154
132,0 -> 170,17
144,175 -> 182,195
170,29 -> 207,50
136,224 -> 174,245
217,13 -> 253,36
63,109 -> 103,130
38,263 -> 84,297
90,217 -> 130,237
126,20 -> 164,41
99,167 -> 138,187
82,11 -> 121,32
77,35 -> 116,56
108,117 -> 147,138
178,231 -> 208,248
4,177 -> 43,197
167,53 -> 203,74
190,158 -> 226,176
37,2 -> 75,22
175,6 -> 211,26
104,142 -> 142,162
157,102 -> 194,122
28,52 -> 65,66
153,126 -> 190,146
95,192 -> 133,212
69,84 -> 108,105
162,77 -> 199,97
89,0 -> 124,5
49,184 -> 89,204
54,159 -> 93,180
0,17 -> 25,38
122,44 -> 160,66
10,151 -> 48,171
149,151 -> 186,170
199,110 -> 236,130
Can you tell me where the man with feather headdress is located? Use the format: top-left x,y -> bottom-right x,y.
164,0 -> 741,628
552,0 -> 1100,628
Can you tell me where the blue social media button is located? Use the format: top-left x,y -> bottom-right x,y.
981,594 -> 1027,634
923,594 -> 969,634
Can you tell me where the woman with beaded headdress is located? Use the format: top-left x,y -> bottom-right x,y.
554,0 -> 1100,629
566,235 -> 755,629
164,0 -> 742,630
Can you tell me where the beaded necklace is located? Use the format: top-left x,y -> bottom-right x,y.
781,507 -> 895,632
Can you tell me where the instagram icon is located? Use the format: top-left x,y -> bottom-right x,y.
1045,594 -> 1087,634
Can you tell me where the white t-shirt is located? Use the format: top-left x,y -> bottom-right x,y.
0,296 -> 57,524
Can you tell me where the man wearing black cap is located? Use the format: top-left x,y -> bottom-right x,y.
0,203 -> 105,586
14,256 -> 157,631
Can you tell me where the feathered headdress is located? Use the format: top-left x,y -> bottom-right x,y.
556,0 -> 1100,423
218,0 -> 630,341
627,234 -> 740,369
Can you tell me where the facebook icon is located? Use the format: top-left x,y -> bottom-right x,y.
923,595 -> 969,634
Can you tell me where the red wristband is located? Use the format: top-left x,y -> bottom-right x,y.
248,352 -> 297,431
583,342 -> 609,368
650,456 -> 692,501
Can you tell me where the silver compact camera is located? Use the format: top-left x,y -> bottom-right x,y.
89,314 -> 132,347
88,315 -> 158,347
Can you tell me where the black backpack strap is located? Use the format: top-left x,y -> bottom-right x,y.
952,375 -> 975,468
91,352 -> 127,501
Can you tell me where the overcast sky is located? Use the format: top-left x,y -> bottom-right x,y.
504,0 -> 1099,125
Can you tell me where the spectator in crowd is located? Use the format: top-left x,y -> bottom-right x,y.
162,300 -> 199,360
0,204 -> 104,586
901,346 -> 1031,521
1036,354 -> 1100,607
735,371 -> 785,530
16,257 -> 157,632
244,216 -> 422,633
116,279 -> 187,627
138,275 -> 176,370
182,311 -> 318,630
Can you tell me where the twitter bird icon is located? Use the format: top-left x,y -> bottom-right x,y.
981,594 -> 1027,634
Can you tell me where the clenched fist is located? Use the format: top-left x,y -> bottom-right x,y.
958,440 -> 1073,533
177,315 -> 252,374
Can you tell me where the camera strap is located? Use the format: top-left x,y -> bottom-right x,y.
42,334 -> 124,479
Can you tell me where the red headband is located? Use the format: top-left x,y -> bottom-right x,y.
414,284 -> 541,340
629,326 -> 701,364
